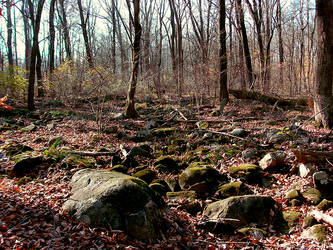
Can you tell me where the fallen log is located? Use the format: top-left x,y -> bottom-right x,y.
229,89 -> 309,108
292,150 -> 333,164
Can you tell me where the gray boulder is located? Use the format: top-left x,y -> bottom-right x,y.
259,151 -> 286,171
62,169 -> 165,241
203,195 -> 277,229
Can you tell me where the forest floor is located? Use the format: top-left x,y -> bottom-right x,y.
0,95 -> 333,249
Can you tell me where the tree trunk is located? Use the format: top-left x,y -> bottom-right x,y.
22,0 -> 32,74
28,0 -> 45,111
277,0 -> 284,89
124,0 -> 142,118
236,0 -> 253,90
314,0 -> 333,128
219,0 -> 229,113
49,0 -> 56,73
7,0 -> 14,77
78,0 -> 94,68
36,47 -> 43,97
58,0 -> 72,61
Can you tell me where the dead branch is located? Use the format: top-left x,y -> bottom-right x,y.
292,150 -> 333,164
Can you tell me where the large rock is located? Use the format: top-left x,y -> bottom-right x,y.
178,165 -> 225,197
203,195 -> 277,229
301,224 -> 327,243
62,169 -> 165,241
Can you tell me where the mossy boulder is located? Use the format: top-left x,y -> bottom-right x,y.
179,165 -> 224,196
182,147 -> 210,164
317,199 -> 333,211
227,164 -> 262,184
149,179 -> 170,196
20,123 -> 36,132
237,227 -> 267,239
10,152 -> 44,177
285,189 -> 301,200
215,182 -> 252,198
166,191 -> 196,201
1,142 -> 33,157
301,224 -> 327,243
282,210 -> 302,228
302,188 -> 322,204
61,155 -> 96,169
302,216 -> 317,229
133,169 -> 157,184
164,177 -> 181,192
154,156 -> 179,173
110,165 -> 127,173
151,127 -> 177,137
62,169 -> 165,242
203,195 -> 277,229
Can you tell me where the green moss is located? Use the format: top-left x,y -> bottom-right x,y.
110,165 -> 127,173
166,191 -> 196,201
63,155 -> 96,168
302,224 -> 327,243
133,169 -> 157,184
1,143 -> 33,157
227,163 -> 259,173
15,176 -> 33,185
216,182 -> 246,198
285,189 -> 300,199
282,210 -> 302,228
317,199 -> 333,211
238,227 -> 267,238
303,188 -> 322,204
149,183 -> 168,196
151,127 -> 177,137
302,216 -> 317,229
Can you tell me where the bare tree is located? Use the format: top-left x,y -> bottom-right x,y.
313,0 -> 333,128
124,0 -> 142,118
6,0 -> 13,77
49,0 -> 57,73
219,0 -> 229,113
58,0 -> 72,61
78,0 -> 94,68
28,0 -> 46,110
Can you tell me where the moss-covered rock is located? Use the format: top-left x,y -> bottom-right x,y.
302,188 -> 322,204
285,189 -> 300,200
317,199 -> 333,211
110,165 -> 128,173
182,147 -> 210,164
10,152 -> 44,177
215,182 -> 252,198
301,224 -> 327,243
164,177 -> 180,192
151,127 -> 177,137
20,123 -> 36,132
227,164 -> 262,184
133,169 -> 157,184
203,195 -> 277,229
179,165 -> 223,196
282,210 -> 302,228
166,191 -> 196,201
149,183 -> 168,196
154,156 -> 179,173
1,142 -> 33,157
237,227 -> 267,239
302,216 -> 317,229
62,169 -> 165,242
62,155 -> 96,169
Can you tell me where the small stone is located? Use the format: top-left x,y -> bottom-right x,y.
301,224 -> 327,243
302,188 -> 322,204
259,151 -> 286,171
302,216 -> 317,229
299,163 -> 316,178
20,124 -> 36,132
241,149 -> 257,162
231,128 -> 246,137
46,123 -> 55,130
313,171 -> 329,190
317,199 -> 333,211
285,189 -> 300,200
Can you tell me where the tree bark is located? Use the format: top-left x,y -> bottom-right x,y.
6,0 -> 14,77
58,0 -> 72,61
314,0 -> 333,128
219,0 -> 229,113
124,0 -> 142,118
236,0 -> 253,90
49,0 -> 56,73
78,0 -> 94,68
27,0 -> 45,111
